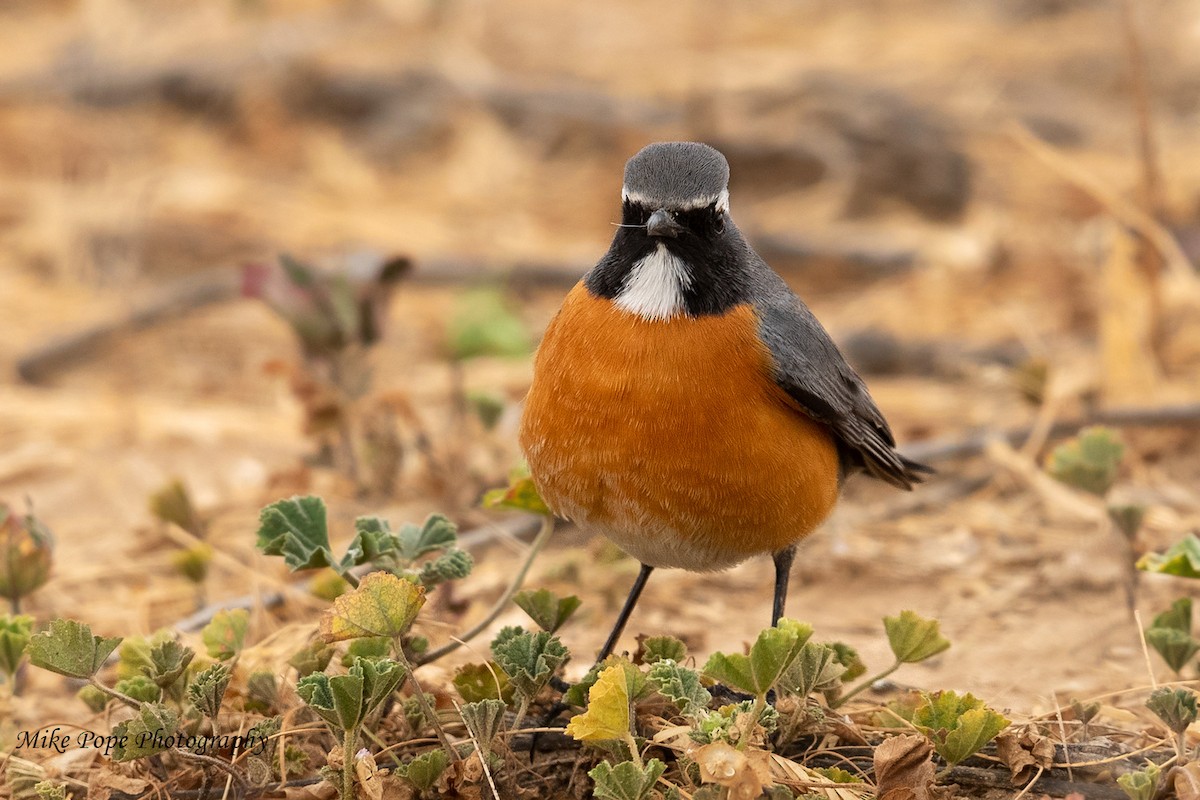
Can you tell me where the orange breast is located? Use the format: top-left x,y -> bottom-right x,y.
519,282 -> 840,571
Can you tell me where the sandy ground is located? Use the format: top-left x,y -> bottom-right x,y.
2,0 -> 1200,738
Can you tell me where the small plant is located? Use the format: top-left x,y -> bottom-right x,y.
255,495 -> 473,592
0,502 -> 53,614
1143,598 -> 1200,677
243,252 -> 411,492
1046,426 -> 1125,496
908,691 -> 1010,776
832,610 -> 950,707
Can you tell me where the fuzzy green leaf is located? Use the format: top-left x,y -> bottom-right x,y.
115,675 -> 162,703
418,548 -> 474,587
255,496 -> 334,571
779,642 -> 847,697
647,659 -> 711,718
703,618 -> 812,696
0,613 -> 33,678
1146,687 -> 1199,734
1138,534 -> 1200,579
513,588 -> 582,633
188,662 -> 232,720
1046,427 -> 1124,496
491,628 -> 568,700
202,609 -> 249,661
27,619 -> 122,679
147,639 -> 194,688
460,698 -> 507,755
639,635 -> 687,665
396,514 -> 459,561
77,684 -> 109,713
112,704 -> 180,761
589,758 -> 667,800
33,780 -> 68,800
297,658 -> 401,733
831,642 -> 867,681
399,749 -> 450,792
339,516 -> 398,571
245,670 -> 278,715
885,610 -> 951,664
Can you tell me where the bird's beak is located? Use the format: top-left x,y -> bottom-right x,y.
646,208 -> 684,238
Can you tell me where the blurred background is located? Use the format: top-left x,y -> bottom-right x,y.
2,0 -> 1200,720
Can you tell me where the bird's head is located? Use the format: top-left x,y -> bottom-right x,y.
619,142 -> 731,242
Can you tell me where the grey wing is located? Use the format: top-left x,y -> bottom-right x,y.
751,270 -> 931,490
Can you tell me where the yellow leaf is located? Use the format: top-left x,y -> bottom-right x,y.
319,572 -> 426,642
565,664 -> 631,742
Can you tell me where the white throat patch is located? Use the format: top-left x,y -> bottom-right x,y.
614,245 -> 691,321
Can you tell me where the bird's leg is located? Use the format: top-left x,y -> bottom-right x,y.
596,563 -> 654,662
771,544 -> 798,627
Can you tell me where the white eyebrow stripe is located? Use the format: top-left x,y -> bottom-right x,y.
621,186 -> 729,213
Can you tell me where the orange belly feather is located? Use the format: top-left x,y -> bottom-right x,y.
519,282 -> 840,571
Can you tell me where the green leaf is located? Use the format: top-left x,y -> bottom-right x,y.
339,516 -> 399,571
172,544 -> 212,584
460,698 -> 507,755
779,642 -> 847,697
245,670 -> 278,715
639,635 -> 687,665
1138,534 -> 1200,579
0,613 -> 33,678
112,704 -> 180,761
33,780 -> 68,800
289,640 -> 335,677
418,548 -> 474,587
1108,503 -> 1146,540
589,758 -> 667,800
884,610 -> 951,664
703,618 -> 812,696
937,707 -> 1010,767
188,662 -> 232,720
565,663 -> 633,742
491,628 -> 568,700
647,659 -> 711,718
1145,628 -> 1200,675
115,675 -> 162,703
202,609 -> 249,661
813,767 -> 863,784
27,619 -> 122,679
76,684 -> 109,713
912,691 -> 1009,767
1117,763 -> 1160,800
1146,687 -> 1199,734
830,642 -> 866,681
147,639 -> 195,688
399,749 -> 450,793
342,636 -> 391,667
255,496 -> 334,571
513,588 -> 582,633
468,391 -> 506,430
1046,426 -> 1124,496
0,503 -> 54,603
319,572 -> 426,642
298,659 -> 402,734
148,479 -> 205,537
446,288 -> 531,360
453,661 -> 514,704
396,514 -> 459,561
1152,597 -> 1193,633
482,473 -> 552,516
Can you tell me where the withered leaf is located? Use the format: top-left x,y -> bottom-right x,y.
874,734 -> 935,800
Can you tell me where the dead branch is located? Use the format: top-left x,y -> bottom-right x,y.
901,402 -> 1200,465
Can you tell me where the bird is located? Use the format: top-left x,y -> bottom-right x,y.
519,141 -> 931,662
